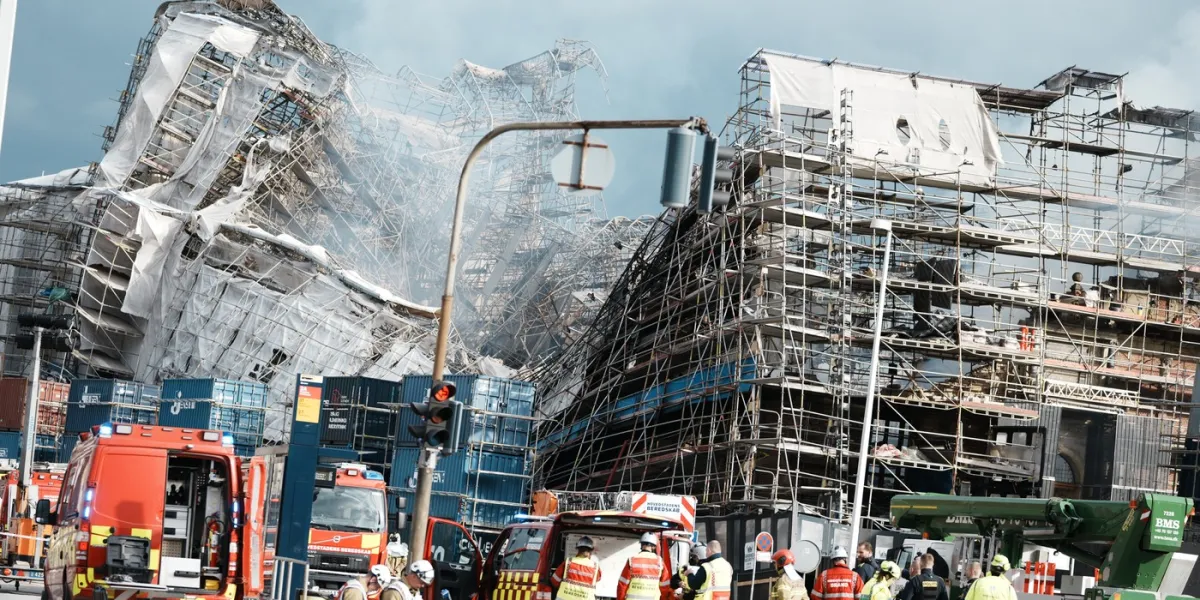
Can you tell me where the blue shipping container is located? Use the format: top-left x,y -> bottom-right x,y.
69,379 -> 160,408
461,497 -> 523,530
65,403 -> 156,433
157,399 -> 264,438
162,378 -> 269,408
322,377 -> 401,407
0,431 -> 19,459
389,447 -> 529,504
58,436 -> 79,462
390,447 -> 470,495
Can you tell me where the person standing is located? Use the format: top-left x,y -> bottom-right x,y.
963,555 -> 1017,600
705,541 -> 734,600
770,550 -> 810,600
958,561 -> 982,600
854,543 -> 879,583
672,545 -> 707,600
553,537 -> 603,600
861,561 -> 901,600
339,564 -> 392,600
619,533 -> 671,600
813,546 -> 864,600
382,560 -> 435,600
900,554 -> 948,600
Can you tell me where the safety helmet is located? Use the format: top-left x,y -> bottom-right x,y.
577,536 -> 596,550
640,532 -> 658,546
409,560 -> 436,585
370,564 -> 393,584
690,545 -> 707,560
387,541 -> 409,558
881,561 -> 901,578
829,546 -> 849,561
990,554 -> 1011,571
772,549 -> 795,569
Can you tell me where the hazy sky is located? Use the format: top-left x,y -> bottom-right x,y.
5,0 -> 1200,217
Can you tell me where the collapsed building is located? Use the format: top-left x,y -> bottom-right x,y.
534,50 -> 1200,524
0,0 -> 639,437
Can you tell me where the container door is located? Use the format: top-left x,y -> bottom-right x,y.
424,517 -> 482,600
243,456 -> 267,598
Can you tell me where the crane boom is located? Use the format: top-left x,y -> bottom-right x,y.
890,493 -> 1196,599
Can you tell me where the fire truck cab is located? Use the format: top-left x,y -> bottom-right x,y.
38,424 -> 262,600
479,511 -> 685,600
0,464 -> 65,588
306,463 -> 390,595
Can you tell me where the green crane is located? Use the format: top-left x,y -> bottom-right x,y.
890,493 -> 1196,600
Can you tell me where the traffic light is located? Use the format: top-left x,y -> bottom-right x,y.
16,312 -> 73,351
660,127 -> 697,208
17,313 -> 72,329
407,380 -> 464,455
697,134 -> 736,214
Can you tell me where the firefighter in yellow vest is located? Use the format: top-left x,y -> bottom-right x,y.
861,561 -> 901,600
619,533 -> 671,600
703,541 -> 734,600
552,537 -> 604,600
673,545 -> 707,600
770,549 -> 810,600
962,555 -> 1017,600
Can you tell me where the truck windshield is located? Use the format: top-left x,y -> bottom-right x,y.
311,486 -> 386,533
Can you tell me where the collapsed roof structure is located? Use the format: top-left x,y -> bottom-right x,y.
0,0 -> 641,437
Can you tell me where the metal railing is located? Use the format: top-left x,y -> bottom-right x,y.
269,556 -> 311,600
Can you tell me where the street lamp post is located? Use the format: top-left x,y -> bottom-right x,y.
848,218 -> 893,549
410,117 -> 704,557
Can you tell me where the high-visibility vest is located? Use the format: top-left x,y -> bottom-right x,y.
707,557 -> 734,600
772,572 -> 809,600
963,575 -> 1016,600
554,556 -> 602,600
861,576 -> 894,600
339,579 -> 369,600
382,580 -> 416,600
621,551 -> 669,600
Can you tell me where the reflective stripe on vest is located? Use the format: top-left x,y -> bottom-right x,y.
623,552 -> 667,600
558,557 -> 602,600
340,580 -> 368,600
707,557 -> 734,600
814,567 -> 861,600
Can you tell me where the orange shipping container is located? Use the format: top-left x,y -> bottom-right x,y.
0,377 -> 69,434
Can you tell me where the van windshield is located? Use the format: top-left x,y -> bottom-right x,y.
311,486 -> 386,533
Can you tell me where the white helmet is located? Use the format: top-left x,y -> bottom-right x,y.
388,541 -> 409,558
640,532 -> 658,546
408,560 -> 436,585
370,564 -> 393,584
830,546 -> 849,561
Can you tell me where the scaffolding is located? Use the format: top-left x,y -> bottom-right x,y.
534,51 -> 1199,523
0,1 -> 628,437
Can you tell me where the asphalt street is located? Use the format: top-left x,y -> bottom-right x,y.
0,581 -> 40,600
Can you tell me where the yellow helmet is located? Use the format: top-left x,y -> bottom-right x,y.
991,555 -> 1011,571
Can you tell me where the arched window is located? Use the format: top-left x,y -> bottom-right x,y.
1053,454 -> 1075,484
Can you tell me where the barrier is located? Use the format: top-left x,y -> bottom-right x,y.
270,556 -> 311,600
1022,561 -> 1055,595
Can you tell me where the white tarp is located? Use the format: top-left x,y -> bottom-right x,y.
99,12 -> 260,188
763,53 -> 1003,187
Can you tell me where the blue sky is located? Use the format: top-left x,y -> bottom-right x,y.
5,0 -> 1200,217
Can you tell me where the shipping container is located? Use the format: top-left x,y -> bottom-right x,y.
157,399 -> 265,439
69,379 -> 160,408
233,443 -> 257,458
390,447 -> 470,495
0,378 -> 70,434
460,497 -> 523,530
389,447 -> 530,507
65,403 -> 156,433
391,491 -> 466,525
58,435 -> 79,462
161,378 -> 269,408
0,431 -> 20,459
322,376 -> 401,407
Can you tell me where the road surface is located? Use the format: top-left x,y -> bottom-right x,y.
0,581 -> 39,600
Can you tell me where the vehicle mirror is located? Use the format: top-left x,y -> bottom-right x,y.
34,499 -> 55,525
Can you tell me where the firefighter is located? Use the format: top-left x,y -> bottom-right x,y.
770,549 -> 809,600
813,546 -> 864,600
382,560 -> 436,600
387,540 -> 410,577
962,555 -> 1016,600
619,532 -> 671,600
704,541 -> 733,600
339,564 -> 393,600
552,536 -> 603,600
672,545 -> 707,600
899,554 -> 948,600
861,561 -> 901,600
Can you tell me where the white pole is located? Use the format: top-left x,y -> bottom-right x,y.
848,219 -> 893,548
0,0 -> 17,159
20,326 -> 40,488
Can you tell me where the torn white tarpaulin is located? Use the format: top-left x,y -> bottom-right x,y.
124,208 -> 184,319
99,12 -> 261,188
762,52 -> 1003,187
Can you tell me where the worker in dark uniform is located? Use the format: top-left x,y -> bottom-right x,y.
899,554 -> 948,600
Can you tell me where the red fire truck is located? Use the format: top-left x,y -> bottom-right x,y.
304,463 -> 390,595
0,464 -> 65,589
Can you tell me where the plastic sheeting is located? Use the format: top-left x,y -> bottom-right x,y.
762,53 -> 1002,188
99,12 -> 261,189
